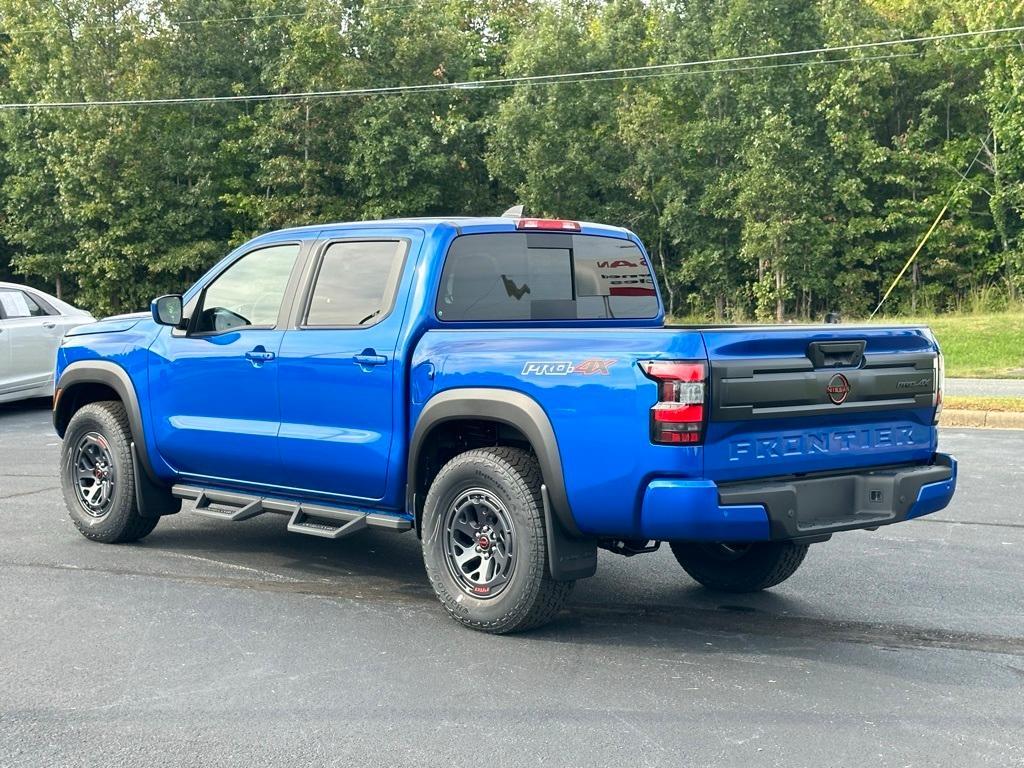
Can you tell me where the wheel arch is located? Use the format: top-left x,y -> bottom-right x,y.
408,388 -> 578,535
54,361 -> 156,484
55,361 -> 179,518
408,388 -> 597,582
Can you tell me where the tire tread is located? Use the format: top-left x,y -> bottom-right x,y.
670,540 -> 808,592
423,446 -> 572,634
62,400 -> 158,544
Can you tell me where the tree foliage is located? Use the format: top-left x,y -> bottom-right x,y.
0,0 -> 1021,317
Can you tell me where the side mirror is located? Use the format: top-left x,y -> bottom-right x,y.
151,294 -> 184,327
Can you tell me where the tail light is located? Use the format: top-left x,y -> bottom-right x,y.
515,218 -> 581,232
933,350 -> 944,424
640,361 -> 707,445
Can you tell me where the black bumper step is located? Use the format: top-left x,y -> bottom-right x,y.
717,454 -> 954,541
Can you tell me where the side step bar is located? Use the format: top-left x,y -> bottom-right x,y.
194,491 -> 265,522
287,508 -> 368,539
172,485 -> 412,539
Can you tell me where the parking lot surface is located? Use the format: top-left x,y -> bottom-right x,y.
1,398 -> 1022,767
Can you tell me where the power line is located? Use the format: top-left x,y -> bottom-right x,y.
533,42 -> 1021,90
488,24 -> 1024,85
0,24 -> 1021,110
869,81 -> 1021,318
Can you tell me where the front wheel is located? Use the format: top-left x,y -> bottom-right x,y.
421,447 -> 573,633
60,401 -> 159,543
670,540 -> 808,593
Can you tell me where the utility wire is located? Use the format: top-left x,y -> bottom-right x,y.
869,82 -> 1020,318
536,42 -> 1020,90
0,24 -> 1022,110
0,42 -> 966,111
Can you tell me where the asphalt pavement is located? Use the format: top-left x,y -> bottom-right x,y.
1,398 -> 1022,768
946,377 -> 1024,397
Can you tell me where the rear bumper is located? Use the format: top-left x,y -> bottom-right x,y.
639,453 -> 957,542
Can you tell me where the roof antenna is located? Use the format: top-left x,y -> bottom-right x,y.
501,204 -> 524,218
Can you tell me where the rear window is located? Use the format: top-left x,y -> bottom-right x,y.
436,233 -> 659,322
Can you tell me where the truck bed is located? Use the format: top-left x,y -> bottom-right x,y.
413,322 -> 941,538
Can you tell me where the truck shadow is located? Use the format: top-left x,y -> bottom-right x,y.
141,512 -> 1024,661
144,512 -> 432,594
539,597 -> 1023,657
0,396 -> 52,416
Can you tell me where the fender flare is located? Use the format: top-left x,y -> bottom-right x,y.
54,361 -> 179,517
407,388 -> 597,581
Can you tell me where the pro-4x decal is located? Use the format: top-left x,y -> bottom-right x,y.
521,359 -> 617,376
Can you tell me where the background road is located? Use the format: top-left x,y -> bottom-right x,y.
946,377 -> 1024,397
1,399 -> 1021,767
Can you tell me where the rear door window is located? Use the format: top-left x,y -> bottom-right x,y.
304,240 -> 407,327
436,233 -> 658,321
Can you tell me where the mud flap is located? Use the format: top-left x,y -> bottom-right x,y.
542,484 -> 597,581
132,443 -> 181,518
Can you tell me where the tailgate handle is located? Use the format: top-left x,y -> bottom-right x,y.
807,340 -> 865,369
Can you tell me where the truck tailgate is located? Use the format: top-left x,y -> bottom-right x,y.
698,326 -> 939,483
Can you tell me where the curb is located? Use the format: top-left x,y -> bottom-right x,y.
940,409 -> 1024,429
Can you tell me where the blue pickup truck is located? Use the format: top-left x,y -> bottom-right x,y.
54,216 -> 957,632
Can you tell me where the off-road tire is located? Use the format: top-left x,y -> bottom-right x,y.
422,447 -> 573,633
61,401 -> 159,543
670,540 -> 808,592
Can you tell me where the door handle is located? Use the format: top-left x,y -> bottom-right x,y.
42,321 -> 57,329
353,351 -> 388,369
245,347 -> 276,365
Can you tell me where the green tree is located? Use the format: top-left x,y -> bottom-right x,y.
1,0 -> 1022,318
1,0 -> 262,312
488,0 -> 647,222
733,110 -> 829,321
617,0 -> 743,319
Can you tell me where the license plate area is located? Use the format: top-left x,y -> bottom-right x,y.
786,473 -> 899,533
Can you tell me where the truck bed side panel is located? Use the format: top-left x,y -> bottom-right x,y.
412,328 -> 704,537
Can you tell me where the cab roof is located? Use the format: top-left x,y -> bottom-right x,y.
262,216 -> 633,241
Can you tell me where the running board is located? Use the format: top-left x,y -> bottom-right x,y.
287,508 -> 368,539
194,491 -> 264,522
172,484 -> 412,535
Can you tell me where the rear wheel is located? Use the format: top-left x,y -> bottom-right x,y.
61,401 -> 159,543
421,447 -> 573,633
670,540 -> 808,592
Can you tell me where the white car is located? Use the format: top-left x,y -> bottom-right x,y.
0,282 -> 95,403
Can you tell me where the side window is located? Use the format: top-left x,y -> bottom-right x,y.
0,290 -> 52,319
194,244 -> 300,334
304,240 -> 406,327
23,292 -> 54,317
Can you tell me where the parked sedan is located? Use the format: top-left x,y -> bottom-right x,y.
0,282 -> 94,403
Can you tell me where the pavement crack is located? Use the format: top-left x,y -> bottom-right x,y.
1003,664 -> 1024,679
1,486 -> 59,500
916,518 -> 1024,530
153,549 -> 303,582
